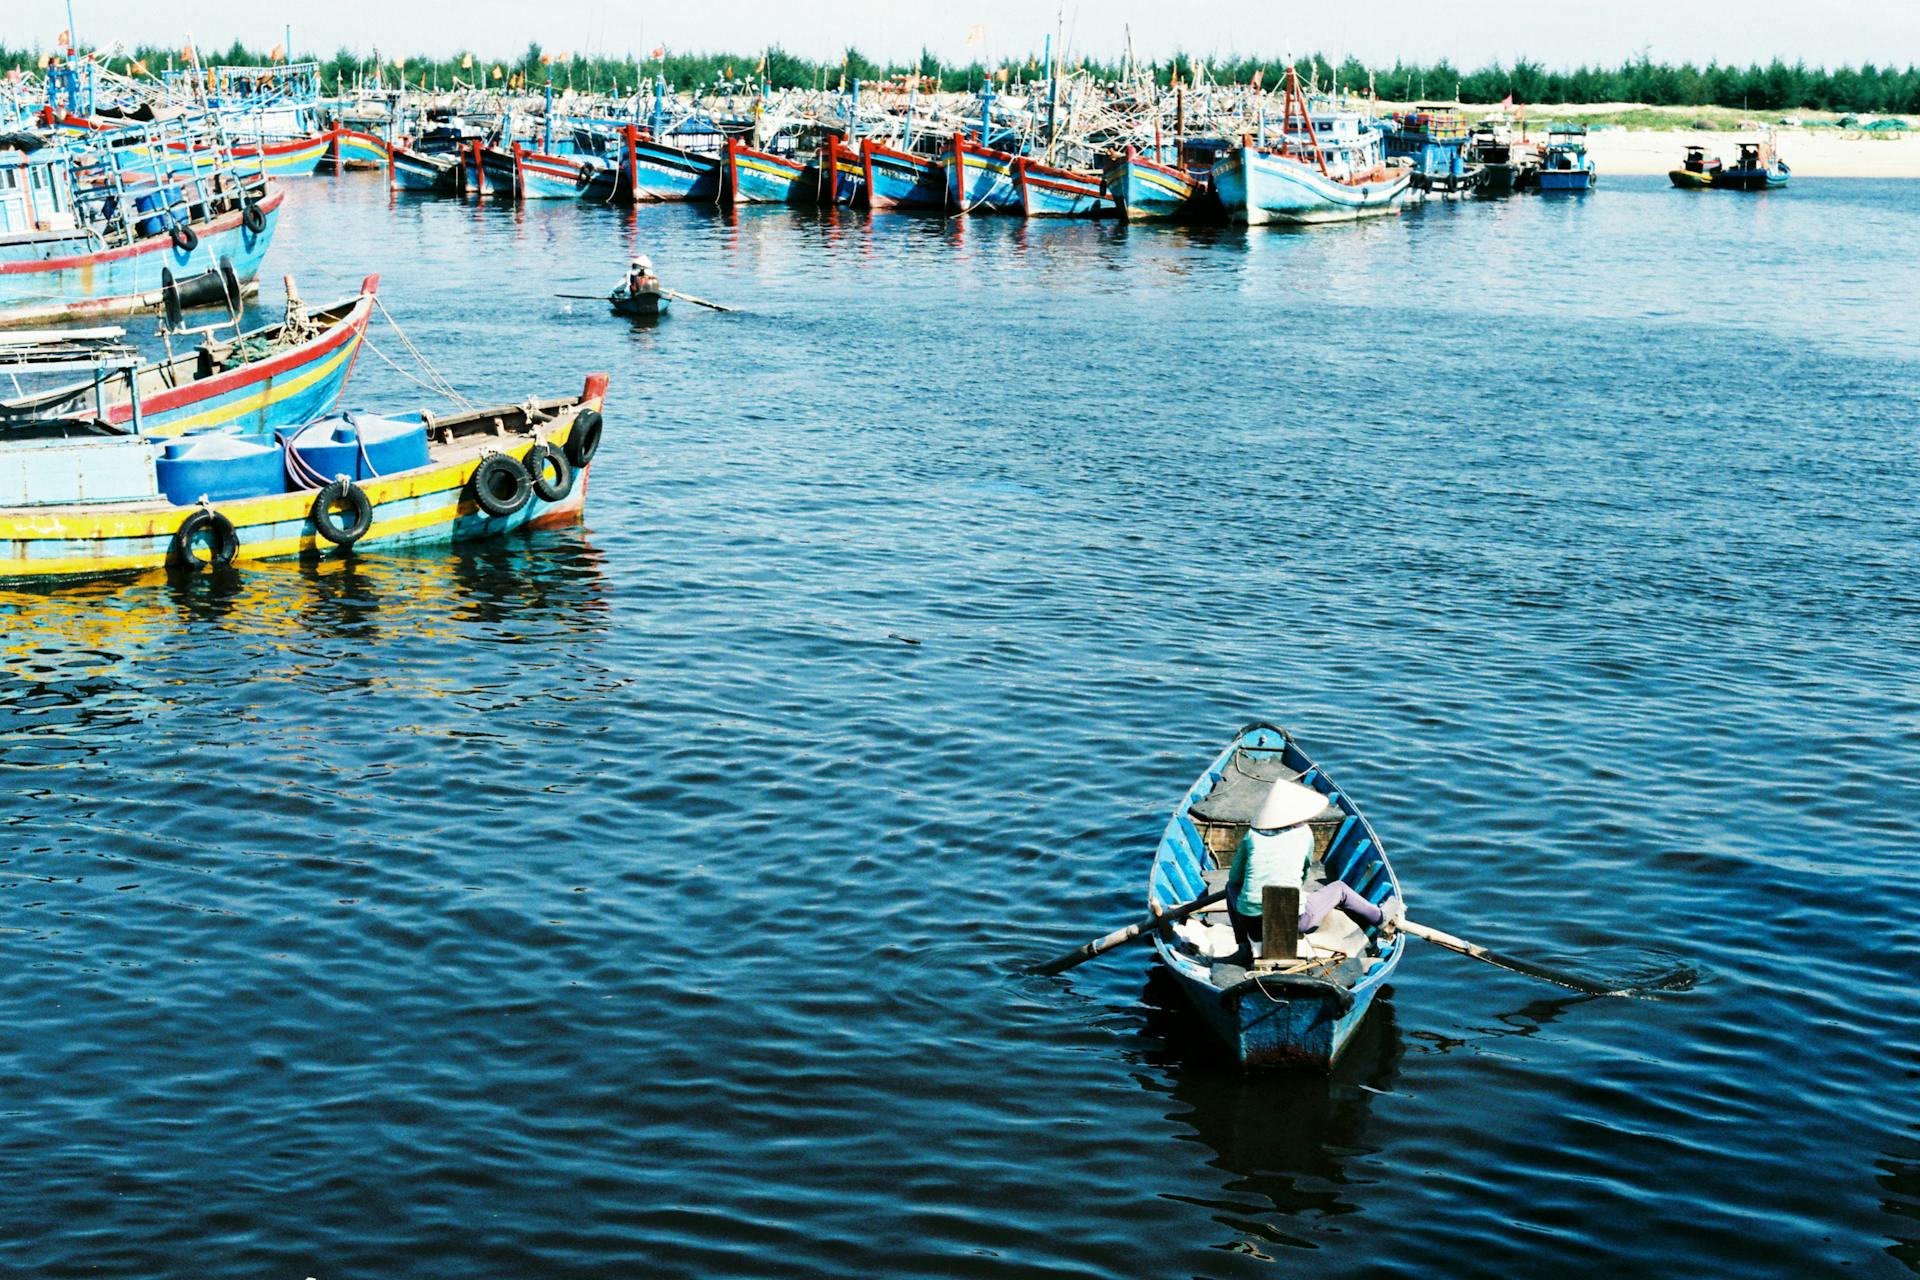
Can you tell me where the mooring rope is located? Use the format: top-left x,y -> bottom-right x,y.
368,298 -> 474,409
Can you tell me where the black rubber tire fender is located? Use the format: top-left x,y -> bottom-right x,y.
525,442 -> 574,503
471,453 -> 532,517
241,202 -> 266,235
310,477 -> 373,546
170,221 -> 199,253
563,408 -> 603,470
171,508 -> 238,570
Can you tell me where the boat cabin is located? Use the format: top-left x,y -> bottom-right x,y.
0,138 -> 78,237
1681,145 -> 1722,174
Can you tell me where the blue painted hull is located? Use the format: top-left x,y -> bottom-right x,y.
946,141 -> 1020,213
626,138 -> 721,202
1016,160 -> 1113,218
0,185 -> 283,327
1103,151 -> 1198,221
1213,146 -> 1409,225
863,142 -> 945,209
1147,723 -> 1403,1071
391,148 -> 460,194
727,143 -> 816,206
1538,167 -> 1595,191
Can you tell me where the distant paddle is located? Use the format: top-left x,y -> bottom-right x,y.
663,288 -> 734,313
1028,889 -> 1226,977
553,289 -> 735,313
1400,918 -> 1691,997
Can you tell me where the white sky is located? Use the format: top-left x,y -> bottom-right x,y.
18,0 -> 1920,69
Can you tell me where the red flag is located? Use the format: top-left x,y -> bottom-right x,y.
57,28 -> 70,50
651,45 -> 665,60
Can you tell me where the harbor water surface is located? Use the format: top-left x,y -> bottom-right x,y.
2,177 -> 1917,1277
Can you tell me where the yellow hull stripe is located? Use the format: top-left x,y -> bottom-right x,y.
146,334 -> 362,437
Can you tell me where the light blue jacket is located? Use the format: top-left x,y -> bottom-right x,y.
1227,824 -> 1313,916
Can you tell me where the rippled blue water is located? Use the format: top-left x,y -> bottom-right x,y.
3,176 -> 1917,1277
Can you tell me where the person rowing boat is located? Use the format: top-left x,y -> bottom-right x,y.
1225,776 -> 1403,965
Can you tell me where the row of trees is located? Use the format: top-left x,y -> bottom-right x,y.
6,39 -> 1920,114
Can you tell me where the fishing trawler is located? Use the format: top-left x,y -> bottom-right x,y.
1211,67 -> 1409,224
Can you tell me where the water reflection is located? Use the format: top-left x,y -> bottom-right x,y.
1879,1137 -> 1920,1274
1134,968 -> 1403,1257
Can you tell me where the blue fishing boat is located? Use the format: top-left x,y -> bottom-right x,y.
723,134 -> 817,206
946,133 -> 1020,213
624,133 -> 722,202
1102,145 -> 1202,221
1148,723 -> 1403,1071
0,133 -> 282,327
861,137 -> 945,209
2,275 -> 376,437
1211,68 -> 1409,224
1704,134 -> 1790,190
1382,107 -> 1482,198
1015,156 -> 1113,218
1535,125 -> 1596,191
389,143 -> 461,194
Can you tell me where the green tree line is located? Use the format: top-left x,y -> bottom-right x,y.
6,39 -> 1919,113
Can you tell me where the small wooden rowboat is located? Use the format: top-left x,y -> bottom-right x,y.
1149,723 -> 1404,1070
0,375 -> 608,579
609,286 -> 670,319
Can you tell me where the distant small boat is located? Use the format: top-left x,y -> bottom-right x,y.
1536,125 -> 1597,192
1669,144 -> 1723,189
609,285 -> 670,319
1673,135 -> 1789,190
1149,723 -> 1404,1071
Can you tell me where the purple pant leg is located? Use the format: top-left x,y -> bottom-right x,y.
1298,880 -> 1384,932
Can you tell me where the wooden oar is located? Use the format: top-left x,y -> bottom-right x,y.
554,293 -> 609,301
663,288 -> 735,313
1399,918 -> 1674,996
1029,889 -> 1227,977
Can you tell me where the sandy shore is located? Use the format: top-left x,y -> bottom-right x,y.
1582,127 -> 1920,178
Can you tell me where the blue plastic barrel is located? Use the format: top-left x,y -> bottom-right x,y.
155,432 -> 286,506
285,413 -> 430,485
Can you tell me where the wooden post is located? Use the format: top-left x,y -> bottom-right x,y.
1260,884 -> 1300,967
625,123 -> 641,205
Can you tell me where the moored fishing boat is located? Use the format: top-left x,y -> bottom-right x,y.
327,127 -> 391,170
1102,145 -> 1200,221
1210,67 -> 1409,225
946,133 -> 1021,213
2,275 -> 376,437
1535,124 -> 1597,191
0,371 -> 609,579
1015,156 -> 1113,218
389,143 -> 461,194
1148,723 -> 1403,1070
0,136 -> 283,327
816,135 -> 864,205
861,137 -> 945,209
1680,134 -> 1789,190
723,135 -> 817,206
